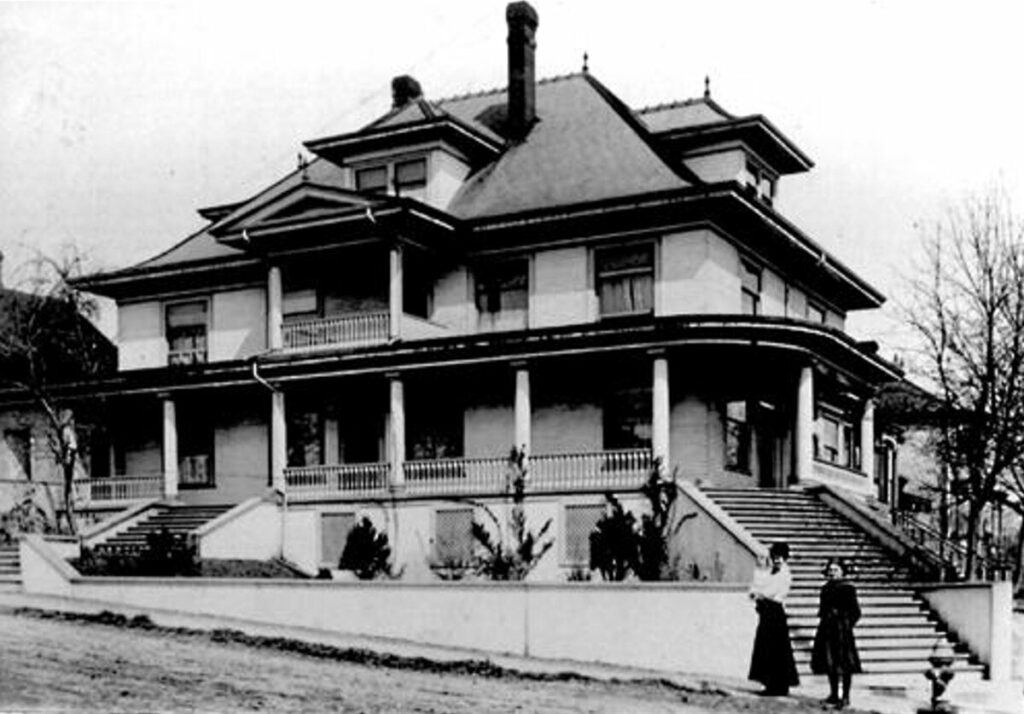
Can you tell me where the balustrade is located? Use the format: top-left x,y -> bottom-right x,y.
75,475 -> 164,505
284,462 -> 389,501
282,312 -> 389,351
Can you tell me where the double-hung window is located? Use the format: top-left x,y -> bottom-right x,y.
815,410 -> 857,469
354,166 -> 388,193
740,261 -> 761,315
354,157 -> 427,196
744,160 -> 776,205
166,300 -> 208,366
475,260 -> 528,331
394,158 -> 427,194
596,244 -> 654,317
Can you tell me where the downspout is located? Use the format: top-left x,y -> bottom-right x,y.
251,360 -> 287,560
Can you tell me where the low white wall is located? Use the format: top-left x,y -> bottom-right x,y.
19,536 -> 755,679
918,582 -> 1013,681
197,498 -> 281,561
673,483 -> 765,582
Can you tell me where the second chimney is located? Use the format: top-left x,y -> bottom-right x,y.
506,2 -> 538,141
391,75 -> 423,109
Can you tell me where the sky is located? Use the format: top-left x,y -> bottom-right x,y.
2,0 -> 1023,353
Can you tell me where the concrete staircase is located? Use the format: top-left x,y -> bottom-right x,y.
93,504 -> 232,554
0,543 -> 20,590
701,487 -> 985,679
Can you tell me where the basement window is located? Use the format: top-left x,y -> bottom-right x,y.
434,508 -> 474,565
563,503 -> 604,567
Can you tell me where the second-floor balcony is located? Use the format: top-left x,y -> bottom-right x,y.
280,311 -> 449,352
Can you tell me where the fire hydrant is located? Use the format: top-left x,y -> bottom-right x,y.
920,654 -> 956,713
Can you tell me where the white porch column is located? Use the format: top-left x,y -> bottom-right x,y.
514,364 -> 531,455
389,374 -> 406,487
270,390 -> 287,492
860,398 -> 875,480
795,365 -> 814,482
267,264 -> 283,350
652,354 -> 670,466
389,246 -> 403,340
161,397 -> 178,500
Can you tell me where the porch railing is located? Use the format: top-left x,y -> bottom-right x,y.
529,449 -> 652,492
404,457 -> 509,496
285,462 -> 390,501
282,312 -> 390,351
74,475 -> 164,506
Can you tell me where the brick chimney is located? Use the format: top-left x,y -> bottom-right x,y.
506,2 -> 538,141
391,75 -> 423,109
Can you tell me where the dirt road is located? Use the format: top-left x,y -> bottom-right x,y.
0,607 -> 835,713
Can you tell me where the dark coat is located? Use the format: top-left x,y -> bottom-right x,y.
811,579 -> 862,675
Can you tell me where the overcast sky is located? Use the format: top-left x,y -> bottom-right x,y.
2,1 -> 1023,352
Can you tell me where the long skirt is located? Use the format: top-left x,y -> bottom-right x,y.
749,599 -> 800,692
811,614 -> 862,675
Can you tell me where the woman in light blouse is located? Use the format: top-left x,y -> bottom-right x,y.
748,541 -> 800,696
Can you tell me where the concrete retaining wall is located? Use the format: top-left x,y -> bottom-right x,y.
19,535 -> 755,679
918,581 -> 1014,681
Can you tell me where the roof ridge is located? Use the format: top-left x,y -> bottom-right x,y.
634,96 -> 706,115
437,71 -> 585,105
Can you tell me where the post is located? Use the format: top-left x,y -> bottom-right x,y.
270,390 -> 287,492
795,365 -> 814,482
161,397 -> 178,500
267,264 -> 283,350
652,355 -> 670,465
514,364 -> 531,455
389,374 -> 406,487
389,246 -> 403,340
860,398 -> 875,480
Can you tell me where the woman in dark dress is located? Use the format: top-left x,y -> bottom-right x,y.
811,558 -> 862,709
748,542 -> 800,696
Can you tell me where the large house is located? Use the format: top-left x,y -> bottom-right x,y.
66,2 -> 903,578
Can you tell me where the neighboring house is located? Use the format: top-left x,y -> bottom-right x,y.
66,2 -> 902,576
0,280 -> 117,523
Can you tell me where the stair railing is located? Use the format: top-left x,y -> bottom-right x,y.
892,510 -> 1012,581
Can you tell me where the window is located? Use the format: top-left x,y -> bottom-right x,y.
434,508 -> 474,564
4,429 -> 32,480
475,260 -> 528,331
287,408 -> 324,468
166,300 -> 208,366
807,302 -> 827,324
321,512 -> 355,566
283,287 -> 318,318
354,157 -> 428,196
395,158 -> 427,193
355,166 -> 388,193
740,260 -> 761,315
603,386 -> 652,450
744,160 -> 776,204
815,410 -> 857,469
564,504 -> 605,566
596,244 -> 654,317
178,403 -> 214,487
724,400 -> 751,473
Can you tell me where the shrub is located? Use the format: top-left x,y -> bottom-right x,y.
589,494 -> 639,581
588,460 -> 696,581
338,516 -> 399,580
74,527 -> 198,577
471,447 -> 553,581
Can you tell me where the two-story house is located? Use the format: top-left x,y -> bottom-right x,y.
68,2 -> 900,576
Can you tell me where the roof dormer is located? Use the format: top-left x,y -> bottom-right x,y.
304,76 -> 503,211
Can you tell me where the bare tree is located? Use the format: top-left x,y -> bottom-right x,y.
0,249 -> 114,534
904,189 -> 1024,579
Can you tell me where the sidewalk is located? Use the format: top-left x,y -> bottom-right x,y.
0,590 -> 1020,714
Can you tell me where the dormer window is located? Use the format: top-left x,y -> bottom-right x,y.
354,157 -> 427,197
355,166 -> 388,194
743,160 -> 776,205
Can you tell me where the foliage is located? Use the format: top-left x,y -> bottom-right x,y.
427,553 -> 473,581
903,189 -> 1024,580
0,249 -> 115,535
588,459 -> 695,581
588,494 -> 638,581
471,447 -> 553,581
338,516 -> 399,580
75,528 -> 199,576
0,486 -> 56,542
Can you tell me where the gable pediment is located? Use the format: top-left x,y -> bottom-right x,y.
210,182 -> 374,239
